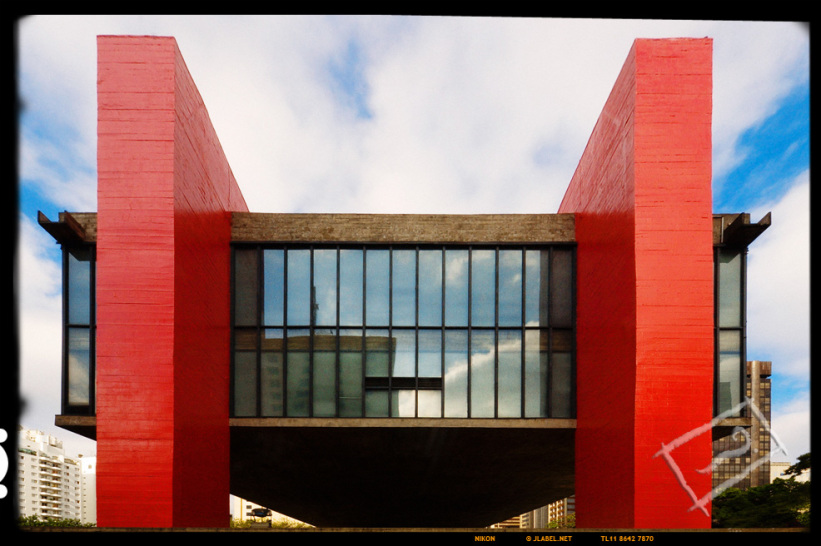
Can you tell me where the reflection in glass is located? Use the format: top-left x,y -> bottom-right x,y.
233,245 -> 574,419
419,250 -> 443,326
718,330 -> 742,415
233,350 -> 257,416
444,330 -> 468,417
67,328 -> 90,406
234,248 -> 258,326
524,329 -> 548,417
340,249 -> 364,326
393,329 -> 416,378
498,250 -> 522,327
418,330 -> 442,378
287,250 -> 311,325
526,250 -> 549,327
262,250 -> 284,325
286,329 -> 310,416
471,250 -> 496,327
365,329 -> 390,377
393,390 -> 416,417
445,250 -> 469,326
366,250 -> 389,325
498,330 -> 522,417
313,346 -> 337,417
471,330 -> 495,417
551,352 -> 573,418
718,250 -> 742,328
551,249 -> 573,327
392,250 -> 416,326
339,330 -> 363,416
67,247 -> 92,325
261,329 -> 284,416
314,249 -> 337,326
366,389 -> 389,417
418,390 -> 442,418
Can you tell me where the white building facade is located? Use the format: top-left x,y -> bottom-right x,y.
16,427 -> 89,523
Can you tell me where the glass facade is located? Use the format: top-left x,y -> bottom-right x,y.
714,247 -> 746,416
63,245 -> 95,414
231,245 -> 576,419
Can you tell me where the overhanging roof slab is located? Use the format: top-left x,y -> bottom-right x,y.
229,418 -> 575,528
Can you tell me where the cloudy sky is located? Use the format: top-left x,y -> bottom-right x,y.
14,16 -> 809,468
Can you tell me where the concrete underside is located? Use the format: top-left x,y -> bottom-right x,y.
229,419 -> 575,528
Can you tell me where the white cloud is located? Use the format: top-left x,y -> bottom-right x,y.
746,171 -> 810,371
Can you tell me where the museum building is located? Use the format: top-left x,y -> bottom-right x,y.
39,35 -> 769,529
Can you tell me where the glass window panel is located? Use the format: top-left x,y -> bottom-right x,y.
392,329 -> 416,378
234,328 -> 257,351
314,249 -> 338,327
444,330 -> 468,417
497,330 -> 522,417
365,329 -> 391,377
234,248 -> 258,326
313,348 -> 337,417
233,351 -> 257,416
718,330 -> 742,415
550,249 -> 574,327
286,329 -> 310,416
366,250 -> 390,325
499,250 -> 523,326
260,344 -> 284,417
418,330 -> 442,378
365,390 -> 389,417
67,328 -> 90,406
445,250 -> 469,326
67,247 -> 92,325
392,390 -> 416,417
550,352 -> 573,418
471,250 -> 496,327
418,250 -> 443,326
470,330 -> 496,417
417,390 -> 442,418
524,329 -> 549,417
287,250 -> 311,325
526,250 -> 549,327
339,332 -> 363,417
392,250 -> 416,326
340,249 -> 364,326
263,249 -> 284,326
718,250 -> 742,328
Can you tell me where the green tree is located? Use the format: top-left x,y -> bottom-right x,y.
712,452 -> 811,528
18,515 -> 95,528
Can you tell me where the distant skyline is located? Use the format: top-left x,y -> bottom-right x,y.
14,16 -> 809,464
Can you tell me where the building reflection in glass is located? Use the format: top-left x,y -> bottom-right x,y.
232,245 -> 575,419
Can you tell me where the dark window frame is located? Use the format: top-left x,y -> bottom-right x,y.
61,243 -> 96,416
230,242 -> 576,419
713,244 -> 747,417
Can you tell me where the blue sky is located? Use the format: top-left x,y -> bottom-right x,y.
15,16 -> 809,473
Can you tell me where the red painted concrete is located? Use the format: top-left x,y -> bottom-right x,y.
95,35 -> 247,528
559,38 -> 714,528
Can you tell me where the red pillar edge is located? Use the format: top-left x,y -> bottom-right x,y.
95,35 -> 248,528
559,38 -> 714,529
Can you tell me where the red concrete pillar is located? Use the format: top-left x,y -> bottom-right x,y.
559,38 -> 714,528
95,35 -> 247,528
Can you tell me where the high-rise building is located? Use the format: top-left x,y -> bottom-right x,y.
712,361 -> 773,492
16,427 -> 83,522
80,456 -> 97,525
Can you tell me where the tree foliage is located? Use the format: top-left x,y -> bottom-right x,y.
712,453 -> 811,528
17,515 -> 95,528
